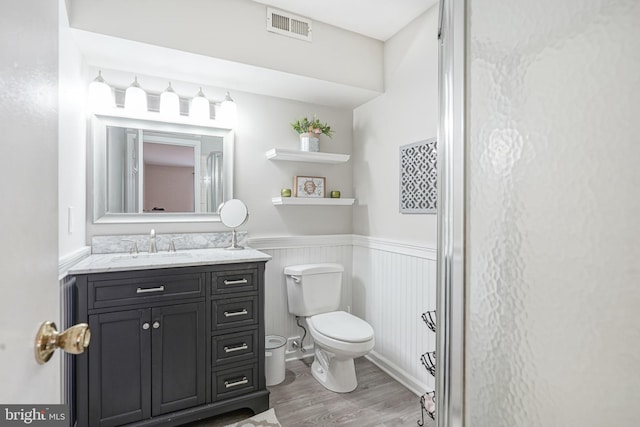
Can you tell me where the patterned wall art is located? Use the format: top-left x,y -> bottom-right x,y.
399,138 -> 437,214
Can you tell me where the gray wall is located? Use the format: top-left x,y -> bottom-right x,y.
353,9 -> 439,246
59,1 -> 87,260
82,69 -> 354,240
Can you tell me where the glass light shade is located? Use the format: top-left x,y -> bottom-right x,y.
124,76 -> 147,113
219,91 -> 237,127
189,87 -> 210,121
88,71 -> 114,111
159,82 -> 180,117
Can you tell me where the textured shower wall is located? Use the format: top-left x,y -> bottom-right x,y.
468,1 -> 640,426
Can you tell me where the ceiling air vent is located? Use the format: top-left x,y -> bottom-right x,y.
267,7 -> 312,42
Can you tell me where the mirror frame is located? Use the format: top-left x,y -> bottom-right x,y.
90,111 -> 234,223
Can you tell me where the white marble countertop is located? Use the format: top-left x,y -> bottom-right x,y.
68,247 -> 272,275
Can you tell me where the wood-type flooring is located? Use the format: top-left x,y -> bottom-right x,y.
186,357 -> 434,427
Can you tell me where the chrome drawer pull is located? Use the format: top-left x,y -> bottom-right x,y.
224,343 -> 248,353
223,278 -> 248,285
136,285 -> 165,294
223,309 -> 248,317
224,376 -> 248,388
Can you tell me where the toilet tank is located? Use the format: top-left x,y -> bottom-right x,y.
284,263 -> 344,316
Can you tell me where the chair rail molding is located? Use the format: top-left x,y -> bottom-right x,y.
250,234 -> 436,259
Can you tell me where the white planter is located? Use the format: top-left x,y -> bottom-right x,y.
299,132 -> 320,152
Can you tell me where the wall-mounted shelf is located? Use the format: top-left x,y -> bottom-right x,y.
272,197 -> 355,206
265,148 -> 350,164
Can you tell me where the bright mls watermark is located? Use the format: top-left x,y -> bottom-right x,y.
0,405 -> 68,426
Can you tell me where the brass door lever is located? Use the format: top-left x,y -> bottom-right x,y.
35,321 -> 91,364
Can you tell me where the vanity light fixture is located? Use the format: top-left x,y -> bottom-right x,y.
124,76 -> 147,113
88,70 -> 114,111
189,87 -> 210,121
159,82 -> 180,117
219,91 -> 237,127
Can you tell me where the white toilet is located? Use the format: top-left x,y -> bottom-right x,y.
284,263 -> 374,393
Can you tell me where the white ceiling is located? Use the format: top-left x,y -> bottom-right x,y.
71,0 -> 438,108
73,29 -> 382,109
252,0 -> 438,41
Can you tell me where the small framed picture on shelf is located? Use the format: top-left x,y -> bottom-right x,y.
294,176 -> 326,198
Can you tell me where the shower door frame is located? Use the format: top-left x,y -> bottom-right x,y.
436,0 -> 466,426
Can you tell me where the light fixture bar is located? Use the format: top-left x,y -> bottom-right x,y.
112,87 -> 214,119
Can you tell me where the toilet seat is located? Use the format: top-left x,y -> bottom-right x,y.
308,311 -> 374,343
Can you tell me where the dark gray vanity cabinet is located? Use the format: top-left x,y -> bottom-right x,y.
72,262 -> 268,427
88,302 -> 206,426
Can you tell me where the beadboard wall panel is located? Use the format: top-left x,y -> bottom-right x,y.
251,235 -> 437,395
353,238 -> 437,395
251,236 -> 353,359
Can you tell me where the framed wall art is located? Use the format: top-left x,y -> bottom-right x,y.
399,138 -> 437,214
294,176 -> 326,198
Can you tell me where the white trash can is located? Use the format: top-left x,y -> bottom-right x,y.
265,335 -> 286,386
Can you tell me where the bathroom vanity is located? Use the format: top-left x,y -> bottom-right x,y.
68,249 -> 270,427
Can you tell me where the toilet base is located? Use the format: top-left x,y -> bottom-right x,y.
311,352 -> 358,393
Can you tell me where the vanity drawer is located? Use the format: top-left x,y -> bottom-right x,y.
89,273 -> 204,309
211,296 -> 258,330
212,364 -> 257,401
212,328 -> 258,366
210,268 -> 258,296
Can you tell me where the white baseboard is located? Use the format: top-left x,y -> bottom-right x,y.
365,351 -> 429,397
281,346 -> 429,397
284,344 -> 314,362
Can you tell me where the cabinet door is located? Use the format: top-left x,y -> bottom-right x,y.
151,302 -> 206,416
89,309 -> 152,427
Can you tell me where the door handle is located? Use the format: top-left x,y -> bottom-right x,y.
35,321 -> 91,364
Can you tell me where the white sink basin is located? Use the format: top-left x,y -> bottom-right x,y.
110,252 -> 194,263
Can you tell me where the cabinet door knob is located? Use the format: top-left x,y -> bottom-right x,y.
153,321 -> 160,329
142,322 -> 150,330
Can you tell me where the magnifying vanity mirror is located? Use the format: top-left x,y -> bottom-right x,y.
91,113 -> 234,223
218,199 -> 249,250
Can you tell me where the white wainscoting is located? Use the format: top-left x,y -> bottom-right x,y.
352,236 -> 437,396
250,235 -> 353,360
251,235 -> 437,396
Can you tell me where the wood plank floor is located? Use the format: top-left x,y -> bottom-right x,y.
186,357 -> 434,427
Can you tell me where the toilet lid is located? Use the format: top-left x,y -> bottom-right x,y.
309,311 -> 374,343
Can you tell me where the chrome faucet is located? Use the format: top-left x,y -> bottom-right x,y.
149,229 -> 158,253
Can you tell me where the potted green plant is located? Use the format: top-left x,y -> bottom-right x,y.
290,115 -> 333,152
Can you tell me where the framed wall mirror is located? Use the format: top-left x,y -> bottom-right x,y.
91,113 -> 234,223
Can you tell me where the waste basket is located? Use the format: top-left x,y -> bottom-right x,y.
265,335 -> 286,386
